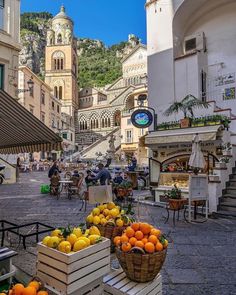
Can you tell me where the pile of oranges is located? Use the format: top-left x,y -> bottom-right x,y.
114,222 -> 168,254
0,281 -> 48,295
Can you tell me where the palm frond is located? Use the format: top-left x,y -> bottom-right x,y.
164,102 -> 183,117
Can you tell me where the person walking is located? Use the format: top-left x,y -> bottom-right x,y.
88,163 -> 111,185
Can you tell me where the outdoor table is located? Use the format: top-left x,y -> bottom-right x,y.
59,180 -> 73,198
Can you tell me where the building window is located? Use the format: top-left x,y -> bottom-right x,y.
59,86 -> 63,99
71,133 -> 73,141
53,51 -> 64,70
57,34 -> 62,44
41,91 -> 45,105
52,101 -> 55,110
57,120 -> 60,129
0,0 -> 4,30
125,130 -> 133,143
41,112 -> 45,123
57,105 -> 60,113
29,105 -> 34,114
0,64 -> 4,90
54,86 -> 58,98
62,133 -> 68,139
127,119 -> 131,125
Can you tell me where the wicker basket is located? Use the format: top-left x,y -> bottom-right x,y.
116,247 -> 167,282
87,222 -> 127,252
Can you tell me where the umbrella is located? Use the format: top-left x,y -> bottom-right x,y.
189,134 -> 206,170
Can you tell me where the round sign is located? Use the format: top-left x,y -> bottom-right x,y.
131,109 -> 153,128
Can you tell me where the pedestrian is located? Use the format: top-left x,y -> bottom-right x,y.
48,161 -> 61,178
88,163 -> 111,185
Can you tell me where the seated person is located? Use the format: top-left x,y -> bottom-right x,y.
50,170 -> 61,195
113,172 -> 123,185
85,170 -> 97,188
121,173 -> 133,187
71,170 -> 81,187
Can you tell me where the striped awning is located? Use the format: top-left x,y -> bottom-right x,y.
0,90 -> 62,154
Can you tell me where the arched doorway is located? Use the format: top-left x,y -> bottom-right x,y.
114,110 -> 121,127
125,96 -> 135,110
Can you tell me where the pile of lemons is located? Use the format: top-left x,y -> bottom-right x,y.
42,226 -> 102,254
86,202 -> 129,227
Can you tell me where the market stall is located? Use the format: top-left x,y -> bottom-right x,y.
145,125 -> 228,202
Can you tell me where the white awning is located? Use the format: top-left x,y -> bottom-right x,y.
145,125 -> 223,146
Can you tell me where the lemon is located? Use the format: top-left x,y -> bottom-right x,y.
66,234 -> 78,246
77,236 -> 90,247
121,209 -> 125,215
93,216 -> 101,225
89,226 -> 101,236
73,240 -> 87,251
107,202 -> 116,210
83,229 -> 90,237
98,204 -> 106,212
42,236 -> 51,246
101,218 -> 107,225
116,218 -> 124,227
73,227 -> 83,238
86,215 -> 94,224
51,229 -> 62,237
89,235 -> 102,245
110,208 -> 119,218
47,236 -> 60,248
58,241 -> 71,253
103,209 -> 110,216
106,215 -> 111,220
92,208 -> 100,216
99,214 -> 105,219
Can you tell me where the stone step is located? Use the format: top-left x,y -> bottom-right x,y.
221,194 -> 236,199
219,205 -> 236,212
220,199 -> 236,207
225,187 -> 236,194
213,210 -> 236,219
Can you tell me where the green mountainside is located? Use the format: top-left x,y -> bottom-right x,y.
20,12 -> 140,88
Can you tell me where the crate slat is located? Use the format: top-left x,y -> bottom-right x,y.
103,268 -> 123,283
129,275 -> 161,295
106,272 -> 127,286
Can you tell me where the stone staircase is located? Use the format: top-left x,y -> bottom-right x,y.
217,165 -> 236,218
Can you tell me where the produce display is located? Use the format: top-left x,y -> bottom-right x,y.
86,202 -> 133,227
41,225 -> 102,253
0,280 -> 48,295
114,222 -> 168,253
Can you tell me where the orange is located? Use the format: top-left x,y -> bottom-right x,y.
144,242 -> 155,253
120,234 -> 129,244
163,239 -> 168,249
148,235 -> 158,245
28,281 -> 40,291
22,286 -> 37,295
13,284 -> 25,295
125,227 -> 135,238
37,291 -> 49,295
129,237 -> 137,246
134,230 -> 144,240
131,223 -> 140,231
140,223 -> 151,235
156,242 -> 164,251
115,238 -> 121,247
113,236 -> 121,244
135,240 -> 144,249
121,242 -> 132,252
8,291 -> 13,295
150,228 -> 161,237
142,237 -> 148,244
0,293 -> 7,295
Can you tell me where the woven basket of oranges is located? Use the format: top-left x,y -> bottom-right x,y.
114,222 -> 168,283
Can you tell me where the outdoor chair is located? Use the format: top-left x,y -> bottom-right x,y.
68,173 -> 87,211
50,177 -> 60,198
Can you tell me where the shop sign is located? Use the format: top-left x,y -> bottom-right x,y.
131,109 -> 153,128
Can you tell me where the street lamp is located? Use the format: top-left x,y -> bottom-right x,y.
16,78 -> 34,95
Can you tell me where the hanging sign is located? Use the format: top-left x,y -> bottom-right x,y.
131,109 -> 153,128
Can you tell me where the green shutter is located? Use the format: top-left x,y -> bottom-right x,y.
0,65 -> 4,90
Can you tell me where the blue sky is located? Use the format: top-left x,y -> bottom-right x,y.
21,0 -> 147,46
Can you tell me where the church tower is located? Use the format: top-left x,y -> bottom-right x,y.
45,5 -> 78,117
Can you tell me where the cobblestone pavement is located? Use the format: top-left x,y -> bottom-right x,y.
0,172 -> 236,294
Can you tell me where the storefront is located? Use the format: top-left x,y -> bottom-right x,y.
145,125 -> 228,201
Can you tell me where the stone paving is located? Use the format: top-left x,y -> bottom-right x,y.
0,172 -> 236,294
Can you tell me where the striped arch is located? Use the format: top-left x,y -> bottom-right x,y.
89,112 -> 99,130
100,110 -> 112,128
112,108 -> 122,127
78,115 -> 88,131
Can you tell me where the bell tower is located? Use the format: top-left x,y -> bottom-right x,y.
45,5 -> 78,117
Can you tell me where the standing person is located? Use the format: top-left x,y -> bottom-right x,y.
89,163 -> 111,185
48,161 -> 60,178
16,157 -> 21,179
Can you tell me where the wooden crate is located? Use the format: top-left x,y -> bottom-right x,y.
103,269 -> 162,295
37,238 -> 110,294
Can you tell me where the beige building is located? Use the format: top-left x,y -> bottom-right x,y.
45,5 -> 78,118
0,0 -> 21,98
76,45 -> 149,164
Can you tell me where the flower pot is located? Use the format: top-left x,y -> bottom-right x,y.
208,175 -> 220,182
223,151 -> 231,156
180,118 -> 190,128
215,162 -> 226,169
168,198 -> 187,210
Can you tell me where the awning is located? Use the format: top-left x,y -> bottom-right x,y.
145,125 -> 223,146
0,90 -> 62,154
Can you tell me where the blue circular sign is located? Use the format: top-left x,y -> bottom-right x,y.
131,109 -> 153,128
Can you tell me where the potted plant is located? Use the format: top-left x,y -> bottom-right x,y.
164,185 -> 187,210
215,157 -> 230,169
164,95 -> 209,128
208,173 -> 220,182
221,142 -> 232,156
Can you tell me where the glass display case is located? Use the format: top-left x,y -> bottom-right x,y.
158,173 -> 189,189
